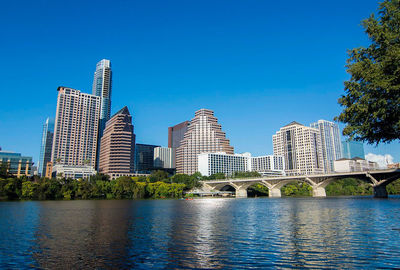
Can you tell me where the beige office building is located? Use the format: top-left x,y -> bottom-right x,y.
273,121 -> 324,176
99,107 -> 136,175
176,109 -> 234,175
51,87 -> 101,168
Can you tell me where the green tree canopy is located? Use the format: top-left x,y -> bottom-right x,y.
336,0 -> 400,144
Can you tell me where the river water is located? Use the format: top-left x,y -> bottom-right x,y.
1,197 -> 400,269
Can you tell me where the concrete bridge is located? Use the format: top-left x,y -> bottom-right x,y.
200,169 -> 400,198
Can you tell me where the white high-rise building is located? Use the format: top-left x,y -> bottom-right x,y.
310,120 -> 343,173
154,147 -> 174,169
197,152 -> 285,177
273,121 -> 324,176
51,87 -> 101,168
249,155 -> 285,176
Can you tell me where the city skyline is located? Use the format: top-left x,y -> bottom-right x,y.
0,0 -> 398,165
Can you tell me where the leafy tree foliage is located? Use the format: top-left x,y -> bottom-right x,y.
336,0 -> 400,144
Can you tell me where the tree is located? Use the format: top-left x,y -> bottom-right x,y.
336,0 -> 400,144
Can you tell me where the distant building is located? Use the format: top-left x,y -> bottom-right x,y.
342,140 -> 365,159
135,144 -> 160,173
92,59 -> 112,168
38,117 -> 54,176
51,87 -> 101,168
388,163 -> 400,169
99,106 -> 136,176
176,109 -> 234,175
334,157 -> 378,172
52,164 -> 96,179
0,151 -> 33,177
273,121 -> 324,176
249,155 -> 285,176
310,120 -> 343,173
154,147 -> 174,169
45,162 -> 53,178
168,121 -> 190,167
197,152 -> 285,177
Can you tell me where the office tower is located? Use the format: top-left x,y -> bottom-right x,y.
38,117 -> 54,176
342,140 -> 365,159
51,87 -> 101,168
273,121 -> 324,176
176,109 -> 234,175
0,151 -> 33,177
135,144 -> 160,172
99,106 -> 136,176
310,120 -> 343,173
154,147 -> 174,169
92,59 -> 112,168
168,121 -> 190,168
92,59 -> 112,132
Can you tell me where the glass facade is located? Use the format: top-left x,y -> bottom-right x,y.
342,140 -> 365,159
0,152 -> 33,177
38,117 -> 54,176
135,144 -> 160,173
310,120 -> 343,173
92,59 -> 112,169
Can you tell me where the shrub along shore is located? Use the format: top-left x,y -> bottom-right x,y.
0,170 -> 399,201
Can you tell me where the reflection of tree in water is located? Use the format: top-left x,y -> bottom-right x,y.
31,201 -> 135,269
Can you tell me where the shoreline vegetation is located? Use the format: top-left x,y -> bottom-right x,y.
0,170 -> 399,201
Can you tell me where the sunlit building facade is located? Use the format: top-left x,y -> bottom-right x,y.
0,151 -> 33,177
51,87 -> 101,168
176,109 -> 234,175
154,147 -> 174,169
99,106 -> 136,176
168,121 -> 190,168
273,121 -> 324,176
310,120 -> 343,173
38,117 -> 54,176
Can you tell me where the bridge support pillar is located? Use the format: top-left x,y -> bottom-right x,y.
235,188 -> 248,198
312,186 -> 326,197
269,188 -> 281,198
373,185 -> 388,198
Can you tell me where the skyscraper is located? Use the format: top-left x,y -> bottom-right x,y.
92,59 -> 112,132
99,106 -> 136,176
168,120 -> 190,167
38,117 -> 54,176
92,59 -> 112,168
342,140 -> 365,159
310,120 -> 343,173
176,109 -> 234,175
273,121 -> 324,176
51,87 -> 101,168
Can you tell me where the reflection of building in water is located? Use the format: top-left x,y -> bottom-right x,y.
32,201 -> 134,269
276,199 -> 355,268
165,199 -> 232,269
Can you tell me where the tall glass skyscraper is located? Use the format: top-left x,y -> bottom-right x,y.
310,120 -> 343,173
92,59 -> 112,168
38,117 -> 54,176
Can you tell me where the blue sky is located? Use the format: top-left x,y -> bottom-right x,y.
0,0 -> 398,165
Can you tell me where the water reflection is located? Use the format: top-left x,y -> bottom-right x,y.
31,200 -> 135,269
1,197 -> 400,269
